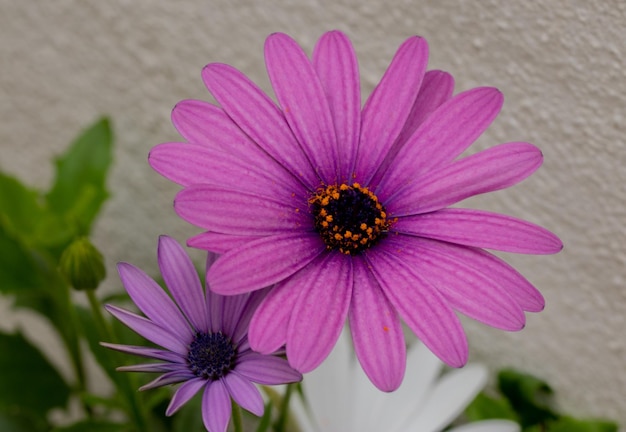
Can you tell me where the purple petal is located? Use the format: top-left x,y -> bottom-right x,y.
229,288 -> 271,344
370,70 -> 454,187
235,352 -> 302,385
313,30 -> 361,179
265,32 -> 339,184
348,256 -> 406,392
202,63 -> 318,188
140,370 -> 195,391
378,87 -> 504,199
286,253 -> 353,373
207,232 -> 325,295
355,36 -> 429,184
100,342 -> 183,363
117,363 -> 182,373
223,372 -> 264,416
409,240 -> 544,312
395,70 -> 455,147
165,378 -> 206,416
366,245 -> 468,367
202,380 -> 232,432
116,263 -> 193,342
387,142 -> 544,216
248,278 -> 304,353
395,208 -> 563,254
158,236 -> 209,333
149,142 -> 307,198
187,232 -> 262,254
171,99 -> 264,161
175,184 -> 310,235
104,305 -> 189,355
391,236 -> 526,331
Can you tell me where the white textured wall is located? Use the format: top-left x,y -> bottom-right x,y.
1,0 -> 625,425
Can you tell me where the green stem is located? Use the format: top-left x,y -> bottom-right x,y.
64,297 -> 92,417
274,383 -> 295,432
85,290 -> 150,432
231,399 -> 244,432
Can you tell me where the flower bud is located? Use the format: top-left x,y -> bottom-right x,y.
59,237 -> 106,290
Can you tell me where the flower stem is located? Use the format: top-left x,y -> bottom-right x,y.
231,399 -> 244,432
85,290 -> 150,432
274,382 -> 295,432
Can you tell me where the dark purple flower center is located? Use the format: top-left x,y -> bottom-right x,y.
187,332 -> 236,380
309,182 -> 393,255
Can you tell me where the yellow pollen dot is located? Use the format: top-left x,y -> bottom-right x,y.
321,221 -> 328,228
344,231 -> 353,238
326,215 -> 333,222
360,238 -> 368,245
340,184 -> 349,191
332,192 -> 340,200
334,233 -> 343,241
351,234 -> 359,241
360,223 -> 367,230
320,209 -> 327,217
321,197 -> 330,206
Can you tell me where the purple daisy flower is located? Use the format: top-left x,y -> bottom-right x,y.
102,236 -> 302,432
149,31 -> 563,391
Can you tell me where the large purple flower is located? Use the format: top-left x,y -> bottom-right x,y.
102,236 -> 302,432
149,31 -> 562,391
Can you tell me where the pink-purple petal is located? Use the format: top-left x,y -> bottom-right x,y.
248,278 -> 304,354
395,208 -> 563,254
99,342 -> 184,363
387,142 -> 543,216
349,256 -> 406,392
140,370 -> 195,391
116,263 -> 193,342
117,363 -> 182,373
286,253 -> 353,373
158,235 -> 209,332
175,184 -> 310,235
355,36 -> 429,184
104,305 -> 189,355
370,70 -> 455,187
202,63 -> 318,188
149,142 -> 307,198
223,372 -> 264,416
202,380 -> 232,432
235,352 -> 302,385
378,86 -> 504,198
229,288 -> 270,344
393,236 -> 526,331
187,231 -> 262,254
366,245 -> 469,367
165,378 -> 206,416
265,32 -> 339,184
207,232 -> 325,295
171,99 -> 263,161
313,30 -> 361,179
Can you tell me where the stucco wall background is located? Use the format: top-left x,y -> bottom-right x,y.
1,0 -> 625,426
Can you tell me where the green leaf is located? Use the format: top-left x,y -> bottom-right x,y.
464,392 -> 518,422
0,225 -> 47,293
46,117 -> 113,235
0,332 -> 71,418
0,173 -> 44,240
171,390 -> 205,432
0,409 -> 47,432
497,368 -> 558,428
51,419 -> 129,432
255,401 -> 273,432
546,416 -> 619,432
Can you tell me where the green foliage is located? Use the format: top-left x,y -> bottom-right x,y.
465,368 -> 619,432
0,332 -> 71,419
51,420 -> 130,432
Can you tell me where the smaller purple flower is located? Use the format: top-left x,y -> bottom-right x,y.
102,235 -> 302,432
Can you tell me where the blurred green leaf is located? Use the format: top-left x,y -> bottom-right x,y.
546,416 -> 619,432
255,401 -> 273,432
0,409 -> 47,432
46,117 -> 113,236
171,391 -> 206,432
0,332 -> 71,418
51,419 -> 129,432
0,173 -> 44,240
464,392 -> 518,422
498,368 -> 558,428
0,225 -> 47,293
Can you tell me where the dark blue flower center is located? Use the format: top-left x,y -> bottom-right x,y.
309,182 -> 394,255
187,332 -> 236,380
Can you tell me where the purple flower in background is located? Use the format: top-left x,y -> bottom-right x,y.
102,236 -> 301,432
149,31 -> 562,391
